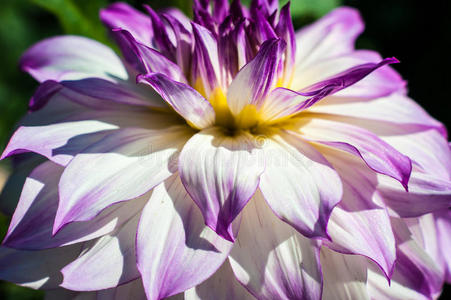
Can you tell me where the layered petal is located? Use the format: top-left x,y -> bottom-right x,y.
184,260 -> 254,300
179,127 -> 264,241
259,131 -> 342,239
293,117 -> 412,189
54,126 -> 192,233
138,73 -> 215,129
321,247 -> 371,300
0,244 -> 82,289
229,190 -> 322,300
100,2 -> 153,45
227,38 -> 285,117
295,7 -> 363,68
3,161 -> 147,250
19,36 -> 127,82
367,217 -> 443,300
321,148 -> 396,278
262,58 -> 399,122
112,29 -> 185,81
60,209 -> 143,291
136,175 -> 233,300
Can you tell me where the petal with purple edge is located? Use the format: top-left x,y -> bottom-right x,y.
434,210 -> 451,283
112,29 -> 185,82
292,117 -> 412,189
367,217 -> 443,300
320,148 -> 396,279
229,190 -> 322,300
0,244 -> 82,289
227,38 -> 285,116
308,92 -> 445,137
321,247 -> 371,300
275,2 -> 296,85
100,2 -> 153,45
295,7 -> 364,68
184,260 -> 254,299
61,209 -> 143,291
263,58 -> 399,121
137,175 -> 233,300
2,160 -> 147,250
54,126 -> 192,234
191,22 -> 222,96
178,127 -> 264,242
138,73 -> 215,129
259,131 -> 342,239
292,50 -> 405,98
20,36 -> 127,82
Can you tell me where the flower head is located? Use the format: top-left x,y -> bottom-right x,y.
1,0 -> 450,299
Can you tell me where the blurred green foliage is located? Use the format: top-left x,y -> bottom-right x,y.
0,0 -> 341,298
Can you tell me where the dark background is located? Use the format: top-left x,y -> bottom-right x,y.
0,0 -> 449,298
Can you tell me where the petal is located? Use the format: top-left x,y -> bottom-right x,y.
377,171 -> 451,217
60,210 -> 142,291
229,190 -> 322,300
184,260 -> 254,300
100,2 -> 152,45
263,58 -> 399,121
179,128 -> 264,241
191,22 -> 221,96
1,85 -> 179,165
321,148 -> 396,278
137,175 -> 233,300
3,161 -> 147,250
434,210 -> 451,283
295,7 -> 363,68
321,247 -> 371,300
0,244 -> 82,289
227,39 -> 285,116
112,29 -> 185,82
20,36 -> 127,82
138,73 -> 216,129
54,126 -> 192,233
259,131 -> 342,239
308,92 -> 445,137
97,279 -> 147,300
367,218 -> 443,300
292,50 -> 405,98
293,117 -> 412,189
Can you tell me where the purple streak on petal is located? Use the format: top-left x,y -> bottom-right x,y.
230,0 -> 248,21
136,176 -> 233,299
53,126 -> 191,234
250,0 -> 278,18
259,132 -> 342,240
275,3 -> 296,80
143,5 -> 176,60
227,39 -> 286,115
138,73 -> 215,129
266,58 -> 399,120
434,210 -> 451,283
378,172 -> 451,217
2,161 -> 148,250
28,80 -> 62,111
19,36 -> 127,82
213,0 -> 229,22
100,2 -> 153,45
112,29 -> 185,82
298,118 -> 412,190
251,9 -> 278,46
161,13 -> 193,76
179,128 -> 264,242
191,22 -> 221,95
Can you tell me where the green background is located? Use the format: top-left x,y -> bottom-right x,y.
0,0 -> 449,298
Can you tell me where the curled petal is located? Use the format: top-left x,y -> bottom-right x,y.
229,190 -> 322,300
179,127 -> 264,241
20,36 -> 127,82
137,175 -> 233,300
138,73 -> 215,129
259,131 -> 342,239
54,126 -> 192,234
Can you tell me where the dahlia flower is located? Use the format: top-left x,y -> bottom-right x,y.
0,0 -> 450,299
